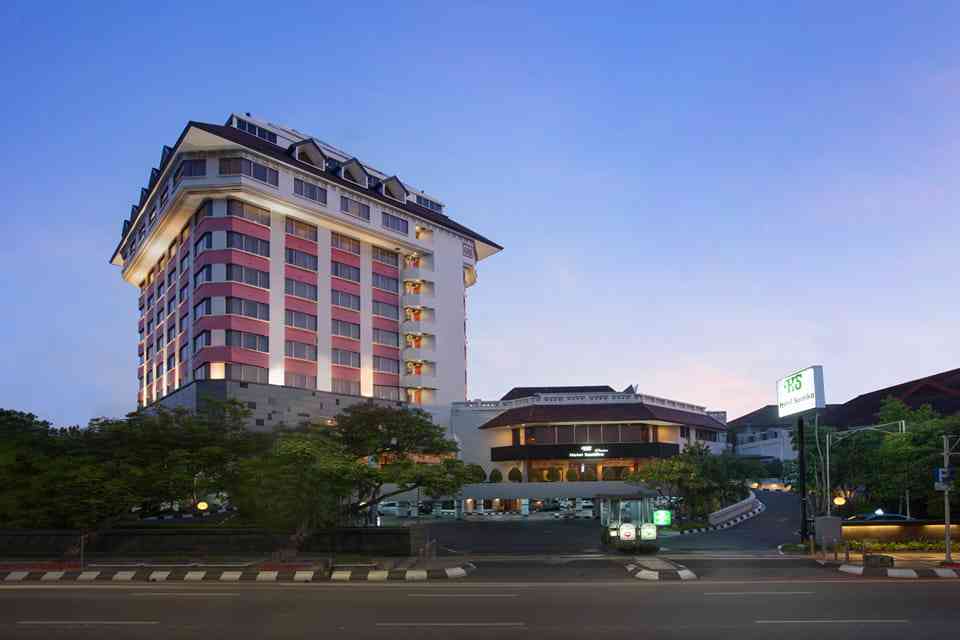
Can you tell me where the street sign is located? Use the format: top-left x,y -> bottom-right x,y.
777,366 -> 826,418
640,523 -> 657,541
935,482 -> 950,492
936,467 -> 955,483
653,510 -> 672,526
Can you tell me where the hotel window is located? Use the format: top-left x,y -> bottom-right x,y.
225,297 -> 270,320
174,158 -> 206,184
372,246 -> 399,267
620,425 -> 644,442
293,178 -> 327,205
415,195 -> 442,212
179,283 -> 189,302
146,345 -> 154,360
193,331 -> 211,353
463,242 -> 475,259
285,373 -> 317,389
285,217 -> 318,242
286,248 -> 318,271
696,429 -> 718,442
227,231 -> 270,257
224,363 -> 269,384
373,356 -> 399,374
194,265 -> 212,288
285,278 -> 318,300
286,309 -> 318,331
146,370 -> 154,384
167,353 -> 176,371
167,298 -> 176,315
194,232 -> 213,255
332,318 -> 360,339
556,426 -> 574,444
225,330 -> 268,352
286,340 -> 318,361
180,253 -> 190,272
602,424 -> 620,443
332,348 -> 361,368
155,335 -> 163,352
147,320 -> 154,334
179,344 -> 188,364
373,328 -> 399,347
381,212 -> 408,235
147,294 -> 155,308
374,385 -> 401,401
527,426 -> 556,445
227,264 -> 270,289
372,300 -> 399,320
167,322 -> 176,342
219,157 -> 279,187
193,364 -> 208,381
331,232 -> 361,254
234,118 -> 278,144
340,196 -> 370,220
332,261 -> 360,282
372,273 -> 398,293
193,298 -> 212,321
332,378 -> 361,395
179,313 -> 188,332
331,289 -> 360,310
680,426 -> 690,440
156,309 -> 164,326
225,199 -> 271,226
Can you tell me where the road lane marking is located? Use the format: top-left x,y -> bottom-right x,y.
706,591 -> 813,596
756,619 -> 909,624
376,622 -> 526,627
407,593 -> 518,598
18,621 -> 160,626
131,592 -> 238,597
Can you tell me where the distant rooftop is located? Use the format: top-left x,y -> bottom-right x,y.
499,386 -> 616,401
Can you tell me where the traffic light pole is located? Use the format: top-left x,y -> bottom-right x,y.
798,416 -> 808,542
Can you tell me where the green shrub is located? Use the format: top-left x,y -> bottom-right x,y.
582,469 -> 597,481
488,469 -> 503,483
546,468 -> 561,482
507,467 -> 522,483
565,468 -> 579,482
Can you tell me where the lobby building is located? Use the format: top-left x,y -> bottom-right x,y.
110,113 -> 500,426
449,385 -> 729,481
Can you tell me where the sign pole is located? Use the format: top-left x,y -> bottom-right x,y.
945,436 -> 952,564
799,416 -> 808,542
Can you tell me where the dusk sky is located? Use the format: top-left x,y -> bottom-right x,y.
2,2 -> 959,426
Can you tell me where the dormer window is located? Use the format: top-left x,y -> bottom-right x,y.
382,176 -> 409,203
341,158 -> 369,188
234,117 -> 278,144
289,139 -> 327,167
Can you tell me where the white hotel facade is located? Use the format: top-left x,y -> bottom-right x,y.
110,113 -> 501,427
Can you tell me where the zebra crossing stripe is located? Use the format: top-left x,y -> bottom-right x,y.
4,572 -> 28,582
41,572 -> 65,581
184,571 -> 206,581
149,571 -> 170,582
77,571 -> 100,581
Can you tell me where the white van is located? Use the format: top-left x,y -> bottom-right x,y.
576,499 -> 596,519
378,501 -> 413,517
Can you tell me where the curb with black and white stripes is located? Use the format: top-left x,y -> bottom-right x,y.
679,502 -> 766,535
837,564 -> 960,579
624,562 -> 697,581
0,563 -> 476,583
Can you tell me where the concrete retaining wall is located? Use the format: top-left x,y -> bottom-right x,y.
708,491 -> 760,527
841,521 -> 960,543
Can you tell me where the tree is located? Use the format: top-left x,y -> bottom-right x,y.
323,404 -> 482,521
467,464 -> 486,483
508,467 -> 522,482
488,469 -> 503,483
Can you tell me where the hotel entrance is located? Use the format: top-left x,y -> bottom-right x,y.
527,458 -> 637,482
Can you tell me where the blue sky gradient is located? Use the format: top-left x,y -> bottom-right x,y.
2,1 -> 959,425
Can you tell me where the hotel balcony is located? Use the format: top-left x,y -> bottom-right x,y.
403,344 -> 434,361
402,316 -> 435,333
402,291 -> 433,307
402,365 -> 437,389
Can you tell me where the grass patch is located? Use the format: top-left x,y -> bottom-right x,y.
779,543 -> 808,554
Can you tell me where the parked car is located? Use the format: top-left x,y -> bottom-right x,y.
845,512 -> 913,522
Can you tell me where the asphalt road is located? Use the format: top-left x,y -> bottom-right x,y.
1,578 -> 958,639
428,491 -> 800,556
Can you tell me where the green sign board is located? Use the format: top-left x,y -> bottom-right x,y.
653,510 -> 672,526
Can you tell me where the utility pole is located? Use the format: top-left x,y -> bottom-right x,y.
945,435 -> 952,564
798,416 -> 808,542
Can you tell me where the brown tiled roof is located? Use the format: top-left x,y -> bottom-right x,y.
478,402 -> 727,430
823,367 -> 960,428
500,386 -> 615,401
